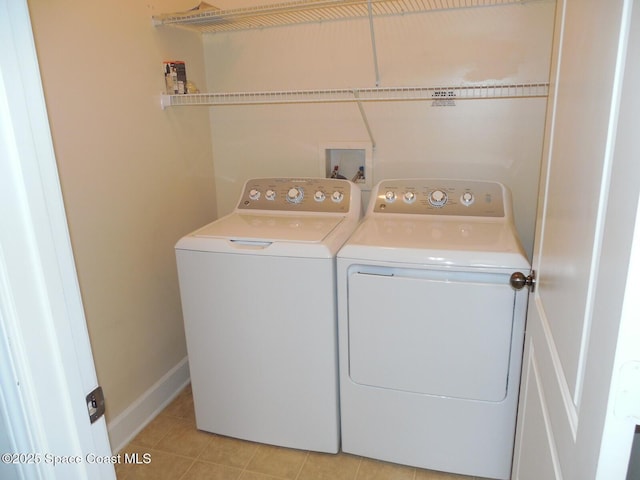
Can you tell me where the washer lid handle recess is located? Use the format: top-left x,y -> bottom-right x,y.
229,239 -> 273,249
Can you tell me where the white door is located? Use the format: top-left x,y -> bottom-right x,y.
0,1 -> 115,479
512,0 -> 640,479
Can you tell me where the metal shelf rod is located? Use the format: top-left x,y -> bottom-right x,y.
367,0 -> 381,87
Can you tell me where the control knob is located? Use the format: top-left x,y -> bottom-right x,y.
286,187 -> 304,204
248,188 -> 261,200
314,190 -> 326,202
403,191 -> 416,204
265,189 -> 276,201
460,192 -> 474,206
331,191 -> 344,203
384,191 -> 396,203
428,189 -> 448,207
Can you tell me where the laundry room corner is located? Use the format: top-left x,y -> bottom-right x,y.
26,0 -> 218,452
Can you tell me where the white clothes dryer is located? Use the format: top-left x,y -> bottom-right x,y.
176,177 -> 361,453
337,179 -> 530,479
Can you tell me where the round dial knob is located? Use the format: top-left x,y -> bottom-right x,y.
286,187 -> 304,204
460,192 -> 474,206
331,191 -> 344,203
248,188 -> 261,200
314,190 -> 326,202
384,191 -> 396,203
403,191 -> 416,204
265,189 -> 276,201
429,189 -> 448,207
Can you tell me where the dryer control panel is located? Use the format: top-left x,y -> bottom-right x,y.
237,177 -> 355,213
372,179 -> 506,217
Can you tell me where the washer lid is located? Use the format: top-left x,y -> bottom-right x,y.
193,213 -> 345,243
339,217 -> 529,269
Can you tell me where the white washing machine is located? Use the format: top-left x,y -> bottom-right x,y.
176,177 -> 361,453
337,179 -> 530,479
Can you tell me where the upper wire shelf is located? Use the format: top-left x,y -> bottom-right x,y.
160,83 -> 549,108
152,0 -> 530,34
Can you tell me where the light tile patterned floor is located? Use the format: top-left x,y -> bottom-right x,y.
115,385 -> 488,480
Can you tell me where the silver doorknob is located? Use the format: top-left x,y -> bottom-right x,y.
510,271 -> 536,292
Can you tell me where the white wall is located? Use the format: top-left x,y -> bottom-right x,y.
204,0 -> 556,258
27,0 -> 217,435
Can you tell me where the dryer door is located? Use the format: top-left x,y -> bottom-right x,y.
347,267 -> 516,402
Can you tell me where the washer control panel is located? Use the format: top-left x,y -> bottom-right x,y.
237,177 -> 354,213
372,179 -> 505,217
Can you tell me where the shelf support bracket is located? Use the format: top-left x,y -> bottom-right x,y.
160,94 -> 171,110
353,90 -> 376,149
367,0 -> 381,87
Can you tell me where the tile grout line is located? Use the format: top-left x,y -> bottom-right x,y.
352,455 -> 363,480
293,450 -> 310,480
176,458 -> 198,480
241,441 -> 264,478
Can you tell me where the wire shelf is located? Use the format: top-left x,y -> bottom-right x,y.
152,0 -> 530,33
160,83 -> 549,108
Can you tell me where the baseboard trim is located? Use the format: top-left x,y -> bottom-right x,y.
106,357 -> 190,453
